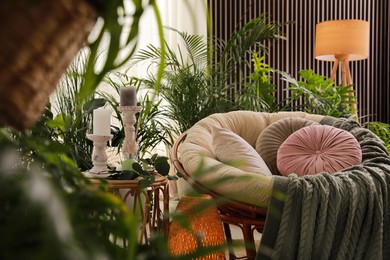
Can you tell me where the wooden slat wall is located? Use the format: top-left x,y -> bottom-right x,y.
208,0 -> 390,123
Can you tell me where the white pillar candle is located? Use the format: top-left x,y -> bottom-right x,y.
93,108 -> 111,136
120,86 -> 137,106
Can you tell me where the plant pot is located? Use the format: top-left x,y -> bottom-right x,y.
0,0 -> 97,130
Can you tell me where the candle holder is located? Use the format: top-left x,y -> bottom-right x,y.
119,106 -> 142,159
84,133 -> 113,178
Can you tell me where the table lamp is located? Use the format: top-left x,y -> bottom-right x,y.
315,19 -> 369,114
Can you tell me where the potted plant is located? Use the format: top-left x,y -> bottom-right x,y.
129,15 -> 285,134
99,73 -> 174,159
280,69 -> 356,117
47,53 -> 110,171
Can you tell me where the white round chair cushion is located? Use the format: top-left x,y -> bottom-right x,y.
179,111 -> 324,207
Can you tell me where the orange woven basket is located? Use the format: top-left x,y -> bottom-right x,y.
0,0 -> 97,130
168,195 -> 226,259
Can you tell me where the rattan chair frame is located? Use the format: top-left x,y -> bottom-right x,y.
171,131 -> 267,260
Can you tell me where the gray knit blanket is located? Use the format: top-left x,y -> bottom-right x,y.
257,117 -> 390,260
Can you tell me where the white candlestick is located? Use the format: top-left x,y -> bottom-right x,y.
84,134 -> 113,178
120,86 -> 137,106
93,108 -> 111,136
119,106 -> 142,159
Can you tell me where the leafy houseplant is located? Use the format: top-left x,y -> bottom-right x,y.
130,15 -> 285,134
278,69 -> 390,151
0,125 -> 138,259
0,1 -> 171,259
131,30 -> 233,134
48,54 -> 108,171
363,121 -> 390,151
237,52 -> 277,112
109,153 -> 171,188
280,69 -> 356,117
79,0 -> 166,100
99,73 -> 175,158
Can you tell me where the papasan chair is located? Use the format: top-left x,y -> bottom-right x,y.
171,111 -> 390,260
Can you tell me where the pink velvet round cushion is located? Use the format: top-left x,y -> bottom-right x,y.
277,124 -> 362,176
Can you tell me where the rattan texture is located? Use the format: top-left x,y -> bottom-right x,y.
172,132 -> 266,260
168,195 -> 226,259
0,0 -> 97,130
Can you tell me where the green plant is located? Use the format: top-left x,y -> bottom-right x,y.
218,14 -> 286,76
280,69 -> 356,117
49,54 -> 107,171
79,0 -> 166,100
0,127 -> 138,259
0,1 -> 172,259
237,52 -> 276,112
1,4 -> 288,259
131,29 -> 232,134
100,73 -> 174,158
109,153 -> 171,188
363,121 -> 390,151
130,16 -> 285,133
151,65 -> 234,134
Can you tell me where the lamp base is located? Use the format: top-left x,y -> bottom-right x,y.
330,57 -> 358,118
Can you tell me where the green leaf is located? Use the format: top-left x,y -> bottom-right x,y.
138,175 -> 155,188
118,171 -> 137,180
132,162 -> 145,174
154,160 -> 170,176
47,115 -> 66,130
84,98 -> 107,114
122,158 -> 137,171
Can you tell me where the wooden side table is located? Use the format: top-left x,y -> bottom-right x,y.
90,176 -> 170,244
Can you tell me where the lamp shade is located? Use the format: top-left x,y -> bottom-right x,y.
315,20 -> 369,61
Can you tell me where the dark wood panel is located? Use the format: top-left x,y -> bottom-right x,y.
208,0 -> 390,123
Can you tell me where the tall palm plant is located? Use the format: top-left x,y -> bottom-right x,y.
100,73 -> 174,158
236,52 -> 277,112
131,29 -> 233,134
129,14 -> 285,134
50,54 -> 106,171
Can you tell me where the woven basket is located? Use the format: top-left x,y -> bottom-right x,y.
0,0 -> 97,130
168,195 -> 226,259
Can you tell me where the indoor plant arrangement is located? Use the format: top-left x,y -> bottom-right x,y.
129,15 -> 285,134
280,69 -> 356,117
48,53 -> 107,171
108,153 -> 171,188
0,1 -> 171,259
100,73 -> 174,159
3,1 -> 390,258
